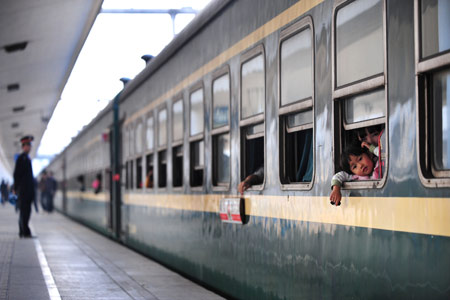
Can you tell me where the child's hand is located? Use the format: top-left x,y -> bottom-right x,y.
361,141 -> 371,150
330,185 -> 342,206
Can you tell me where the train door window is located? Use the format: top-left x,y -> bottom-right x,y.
189,87 -> 204,187
172,99 -> 184,188
279,18 -> 314,189
145,113 -> 154,190
212,69 -> 231,188
332,0 -> 387,188
158,107 -> 167,188
240,46 -> 265,188
415,0 -> 450,186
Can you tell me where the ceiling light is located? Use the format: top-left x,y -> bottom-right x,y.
13,106 -> 25,113
3,41 -> 28,53
7,83 -> 20,92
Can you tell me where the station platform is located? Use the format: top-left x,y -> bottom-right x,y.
0,204 -> 225,300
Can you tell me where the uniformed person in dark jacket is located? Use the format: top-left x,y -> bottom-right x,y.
13,135 -> 36,238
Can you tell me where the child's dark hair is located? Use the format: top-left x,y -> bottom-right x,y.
340,143 -> 371,174
355,124 -> 384,141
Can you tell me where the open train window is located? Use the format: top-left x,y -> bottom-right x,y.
189,86 -> 204,188
158,107 -> 167,188
415,0 -> 450,187
145,113 -> 154,189
240,46 -> 265,189
211,68 -> 231,189
172,98 -> 184,188
135,120 -> 143,189
332,0 -> 387,189
279,18 -> 314,189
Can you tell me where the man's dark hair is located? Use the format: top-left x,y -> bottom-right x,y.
340,143 -> 371,174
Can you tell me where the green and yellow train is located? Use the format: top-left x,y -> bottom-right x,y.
48,0 -> 450,298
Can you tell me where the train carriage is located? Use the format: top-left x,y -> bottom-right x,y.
47,0 -> 450,299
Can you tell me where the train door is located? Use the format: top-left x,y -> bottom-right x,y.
109,125 -> 123,240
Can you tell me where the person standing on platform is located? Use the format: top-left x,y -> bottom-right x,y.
13,135 -> 36,238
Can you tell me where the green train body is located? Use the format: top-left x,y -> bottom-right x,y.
49,0 -> 450,299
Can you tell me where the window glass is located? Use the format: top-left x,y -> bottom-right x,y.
193,140 -> 204,168
421,0 -> 450,58
172,146 -> 183,187
173,100 -> 183,141
215,133 -> 230,184
213,74 -> 230,128
432,68 -> 450,170
135,122 -> 143,154
345,89 -> 385,123
287,110 -> 313,128
190,89 -> 204,136
241,54 -> 265,119
146,116 -> 154,151
158,109 -> 167,147
158,151 -> 167,188
281,28 -> 312,106
129,125 -> 134,156
136,157 -> 142,189
336,0 -> 383,87
145,153 -> 153,188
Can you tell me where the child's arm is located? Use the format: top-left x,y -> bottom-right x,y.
330,171 -> 353,206
361,142 -> 379,156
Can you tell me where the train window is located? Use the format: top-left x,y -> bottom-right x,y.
212,70 -> 231,188
415,0 -> 450,186
241,54 -> 265,119
189,86 -> 204,187
135,121 -> 143,154
420,0 -> 450,59
332,0 -> 387,189
128,123 -> 134,157
146,115 -> 154,151
136,157 -> 142,189
336,0 -> 383,87
145,153 -> 154,188
172,99 -> 184,188
129,160 -> 134,190
279,18 -> 314,189
158,107 -> 167,188
240,46 -> 265,188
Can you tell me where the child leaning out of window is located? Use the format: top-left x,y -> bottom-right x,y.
329,142 -> 382,206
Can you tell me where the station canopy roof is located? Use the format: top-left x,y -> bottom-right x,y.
0,0 -> 103,178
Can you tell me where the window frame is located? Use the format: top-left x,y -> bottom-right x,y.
157,105 -> 168,190
414,0 -> 450,186
239,44 -> 266,191
172,96 -> 184,189
188,82 -> 205,189
144,111 -> 155,191
332,0 -> 388,190
278,16 -> 315,190
211,65 -> 232,191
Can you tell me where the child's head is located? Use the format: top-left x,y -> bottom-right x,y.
355,125 -> 383,146
341,144 -> 374,176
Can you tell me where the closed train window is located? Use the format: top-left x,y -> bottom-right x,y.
333,0 -> 387,188
172,98 -> 183,188
240,46 -> 265,188
415,0 -> 450,186
158,107 -> 167,188
145,114 -> 154,189
189,87 -> 204,187
279,18 -> 314,189
211,69 -> 231,189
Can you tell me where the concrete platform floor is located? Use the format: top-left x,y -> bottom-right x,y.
0,204 -> 225,300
